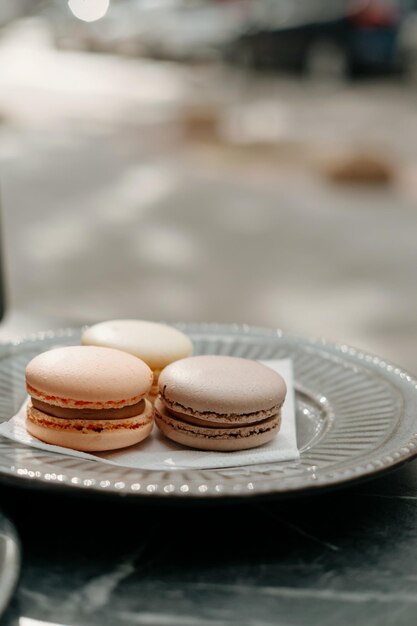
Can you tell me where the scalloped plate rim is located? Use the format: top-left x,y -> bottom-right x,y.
0,323 -> 416,500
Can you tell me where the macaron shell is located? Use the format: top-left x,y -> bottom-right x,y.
155,401 -> 281,451
26,419 -> 153,452
81,320 -> 193,370
26,346 -> 153,407
159,355 -> 287,416
26,400 -> 153,452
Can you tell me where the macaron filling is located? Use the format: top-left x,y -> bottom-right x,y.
27,403 -> 153,433
166,407 -> 280,428
30,397 -> 146,420
149,370 -> 162,397
154,398 -> 281,440
160,388 -> 283,424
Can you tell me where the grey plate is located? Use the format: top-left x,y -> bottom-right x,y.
0,323 -> 416,500
0,512 -> 20,617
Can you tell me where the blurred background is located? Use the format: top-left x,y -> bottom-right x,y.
0,0 -> 416,371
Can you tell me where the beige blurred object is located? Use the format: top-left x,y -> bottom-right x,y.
181,105 -> 221,143
322,151 -> 395,185
396,162 -> 417,202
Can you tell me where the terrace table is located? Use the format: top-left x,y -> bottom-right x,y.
2,459 -> 417,626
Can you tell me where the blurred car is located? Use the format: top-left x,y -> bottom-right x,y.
128,0 -> 247,61
225,0 -> 409,77
42,0 -> 247,59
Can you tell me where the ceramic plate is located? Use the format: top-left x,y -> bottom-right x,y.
0,323 -> 416,500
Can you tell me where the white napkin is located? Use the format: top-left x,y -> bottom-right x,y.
0,359 -> 298,470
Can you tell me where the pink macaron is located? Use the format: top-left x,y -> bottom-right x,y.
25,346 -> 154,452
154,355 -> 287,451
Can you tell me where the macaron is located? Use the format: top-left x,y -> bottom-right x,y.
154,355 -> 286,451
25,346 -> 154,452
81,320 -> 193,398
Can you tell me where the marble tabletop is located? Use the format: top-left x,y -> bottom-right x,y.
2,458 -> 417,626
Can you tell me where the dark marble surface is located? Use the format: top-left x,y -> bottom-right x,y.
2,460 -> 417,626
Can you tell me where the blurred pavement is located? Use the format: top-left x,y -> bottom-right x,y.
0,20 -> 417,373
